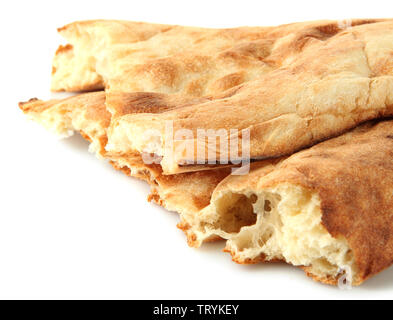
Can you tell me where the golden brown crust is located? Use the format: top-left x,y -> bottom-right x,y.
19,92 -> 111,157
53,19 -> 385,94
105,19 -> 384,96
19,97 -> 55,113
220,119 -> 393,285
55,44 -> 73,55
154,167 -> 232,212
287,121 -> 393,284
20,92 -> 107,114
301,266 -> 341,286
106,91 -> 239,174
106,20 -> 393,174
20,91 -> 236,176
20,92 -> 233,241
52,20 -> 177,92
106,91 -> 211,117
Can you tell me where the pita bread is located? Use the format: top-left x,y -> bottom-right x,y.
20,94 -> 393,285
19,92 -> 231,242
189,119 -> 393,285
52,19 -> 275,93
22,19 -> 393,285
106,20 -> 393,174
51,20 -> 174,92
52,19 -> 383,95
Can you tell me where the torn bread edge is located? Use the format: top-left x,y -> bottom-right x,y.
19,93 -> 393,285
19,92 -> 231,244
187,120 -> 393,285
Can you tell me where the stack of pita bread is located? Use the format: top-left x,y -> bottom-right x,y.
20,19 -> 393,286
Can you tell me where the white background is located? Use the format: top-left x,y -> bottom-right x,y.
1,0 -> 392,300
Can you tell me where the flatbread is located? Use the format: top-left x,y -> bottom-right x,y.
106,20 -> 393,174
52,19 -> 383,95
52,19 -> 393,176
52,19 -> 276,93
190,119 -> 393,285
19,92 -> 231,242
52,20 -> 174,92
23,19 -> 393,285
